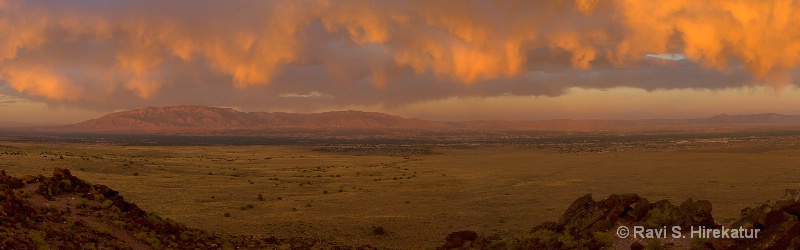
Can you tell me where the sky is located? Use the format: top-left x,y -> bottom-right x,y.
2,0 -> 800,124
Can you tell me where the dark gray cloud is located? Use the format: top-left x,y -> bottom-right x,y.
0,0 -> 797,113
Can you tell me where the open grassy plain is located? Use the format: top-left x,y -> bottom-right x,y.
1,139 -> 799,248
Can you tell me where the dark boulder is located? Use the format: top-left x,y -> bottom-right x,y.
558,193 -> 641,236
438,231 -> 478,250
0,170 -> 24,189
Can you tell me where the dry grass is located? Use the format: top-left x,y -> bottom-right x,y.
1,141 -> 798,248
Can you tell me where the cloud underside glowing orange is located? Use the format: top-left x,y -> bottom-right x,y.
0,0 -> 799,101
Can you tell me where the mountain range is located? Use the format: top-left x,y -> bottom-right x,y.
50,105 -> 800,133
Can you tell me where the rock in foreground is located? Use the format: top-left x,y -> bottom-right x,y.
440,192 -> 800,249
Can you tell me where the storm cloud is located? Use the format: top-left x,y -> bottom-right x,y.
1,0 -> 799,112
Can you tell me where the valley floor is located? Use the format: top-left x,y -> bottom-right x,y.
1,137 -> 798,248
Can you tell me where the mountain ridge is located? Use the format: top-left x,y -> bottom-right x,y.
69,105 -> 456,130
62,105 -> 800,132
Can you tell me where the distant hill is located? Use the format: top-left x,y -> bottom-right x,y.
0,121 -> 34,128
461,113 -> 800,130
55,105 -> 800,133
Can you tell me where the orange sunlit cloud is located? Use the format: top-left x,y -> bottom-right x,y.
0,0 -> 799,120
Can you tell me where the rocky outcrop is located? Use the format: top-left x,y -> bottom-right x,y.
438,231 -> 478,250
551,194 -> 717,243
439,192 -> 800,249
438,193 -> 718,249
722,189 -> 800,249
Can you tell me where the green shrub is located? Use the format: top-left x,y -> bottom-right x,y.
592,231 -> 614,248
28,231 -> 49,249
77,198 -> 88,207
645,238 -> 664,250
111,220 -> 126,228
644,206 -> 677,228
101,200 -> 114,209
557,232 -> 577,248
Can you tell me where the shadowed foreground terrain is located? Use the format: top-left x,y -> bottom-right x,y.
440,191 -> 800,249
0,168 -> 374,249
2,168 -> 800,249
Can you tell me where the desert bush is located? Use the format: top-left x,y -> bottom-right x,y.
224,212 -> 231,217
257,193 -> 264,201
29,230 -> 49,249
101,200 -> 114,209
112,220 -> 126,228
643,206 -> 676,228
645,238 -> 664,250
77,198 -> 89,208
372,226 -> 386,235
592,231 -> 614,248
507,229 -> 562,249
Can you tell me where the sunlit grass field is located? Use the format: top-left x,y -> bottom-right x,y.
1,141 -> 797,248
